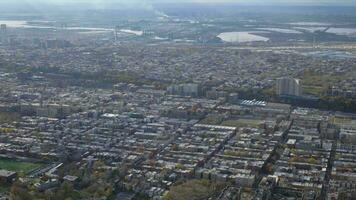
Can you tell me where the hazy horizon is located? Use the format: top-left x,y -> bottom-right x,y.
1,0 -> 356,6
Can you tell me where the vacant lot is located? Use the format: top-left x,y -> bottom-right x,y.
0,112 -> 21,124
164,179 -> 225,200
0,158 -> 41,173
199,116 -> 224,125
300,71 -> 348,96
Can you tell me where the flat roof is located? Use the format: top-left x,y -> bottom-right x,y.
0,169 -> 17,177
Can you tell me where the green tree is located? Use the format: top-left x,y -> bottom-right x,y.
10,182 -> 33,200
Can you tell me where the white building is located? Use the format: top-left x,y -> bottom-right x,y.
276,77 -> 302,97
167,83 -> 199,97
339,125 -> 356,144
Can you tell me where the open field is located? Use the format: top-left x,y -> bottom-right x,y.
164,179 -> 225,200
0,158 -> 41,173
0,112 -> 21,124
0,186 -> 10,193
199,116 -> 223,125
302,86 -> 325,96
300,71 -> 348,96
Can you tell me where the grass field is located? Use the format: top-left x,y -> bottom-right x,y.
302,85 -> 325,96
164,179 -> 225,200
199,116 -> 223,125
0,158 -> 41,173
0,112 -> 21,124
300,71 -> 348,96
0,186 -> 10,193
221,119 -> 263,128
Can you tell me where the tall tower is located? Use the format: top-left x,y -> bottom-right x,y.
114,26 -> 120,42
61,23 -> 67,29
0,24 -> 7,43
1,24 -> 6,33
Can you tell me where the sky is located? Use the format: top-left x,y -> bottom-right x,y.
1,0 -> 356,6
0,0 -> 356,9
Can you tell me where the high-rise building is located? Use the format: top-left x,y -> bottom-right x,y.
167,83 -> 200,97
0,24 -> 7,43
276,77 -> 302,97
0,24 -> 6,33
114,26 -> 120,42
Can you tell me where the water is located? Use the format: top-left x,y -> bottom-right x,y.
289,22 -> 332,26
0,20 -> 27,27
0,20 -> 114,32
217,32 -> 269,43
0,20 -> 148,37
326,28 -> 356,36
154,36 -> 168,40
78,30 -> 113,35
119,29 -> 143,36
302,50 -> 356,59
256,28 -> 302,34
294,27 -> 327,33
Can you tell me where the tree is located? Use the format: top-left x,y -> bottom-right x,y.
308,157 -> 317,164
162,191 -> 170,200
10,182 -> 33,200
265,163 -> 274,174
56,182 -> 80,200
171,144 -> 179,151
175,163 -> 185,170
